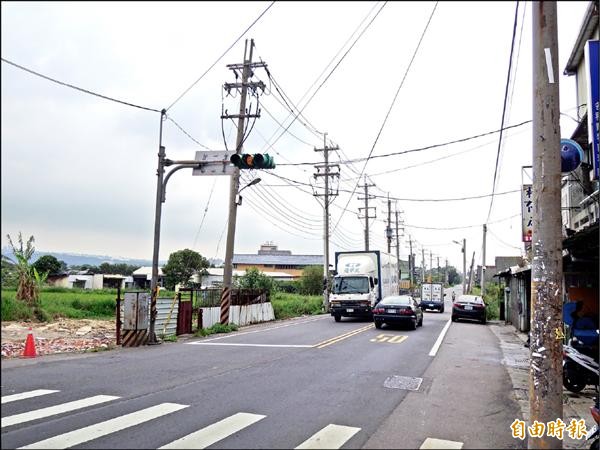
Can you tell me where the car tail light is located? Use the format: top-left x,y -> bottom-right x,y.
373,308 -> 384,314
474,304 -> 485,309
400,308 -> 413,315
591,406 -> 600,423
453,303 -> 461,309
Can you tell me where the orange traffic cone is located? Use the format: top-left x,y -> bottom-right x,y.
22,327 -> 37,358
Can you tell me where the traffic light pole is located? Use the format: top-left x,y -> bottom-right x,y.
314,133 -> 339,313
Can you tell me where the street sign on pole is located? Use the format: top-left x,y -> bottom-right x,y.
193,151 -> 235,176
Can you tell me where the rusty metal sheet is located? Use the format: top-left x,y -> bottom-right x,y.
123,292 -> 138,330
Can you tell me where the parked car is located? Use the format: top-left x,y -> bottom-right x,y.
373,295 -> 423,330
452,294 -> 487,324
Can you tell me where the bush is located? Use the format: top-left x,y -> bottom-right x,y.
195,323 -> 239,337
234,268 -> 274,293
483,283 -> 501,320
271,292 -> 323,320
299,266 -> 324,295
1,292 -> 34,321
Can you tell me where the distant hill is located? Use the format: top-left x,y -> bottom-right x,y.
1,247 -> 224,269
0,247 -> 159,268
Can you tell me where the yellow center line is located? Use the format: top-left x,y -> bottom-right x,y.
314,324 -> 374,349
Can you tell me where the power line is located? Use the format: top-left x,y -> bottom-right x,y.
279,119 -> 532,167
332,2 -> 437,234
261,170 -> 519,202
192,178 -> 218,250
486,1 -> 520,222
166,1 -> 276,111
166,115 -> 214,150
262,2 -> 388,153
401,213 -> 520,231
1,57 -> 161,113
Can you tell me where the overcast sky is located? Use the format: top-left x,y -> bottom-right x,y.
1,1 -> 590,272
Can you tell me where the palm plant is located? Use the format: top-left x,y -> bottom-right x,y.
6,232 -> 44,307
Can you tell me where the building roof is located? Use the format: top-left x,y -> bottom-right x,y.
564,1 -> 599,75
233,254 -> 323,266
132,266 -> 164,277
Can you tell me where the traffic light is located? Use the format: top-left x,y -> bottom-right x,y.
230,153 -> 275,169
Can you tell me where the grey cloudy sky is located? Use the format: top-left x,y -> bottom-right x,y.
1,1 -> 589,271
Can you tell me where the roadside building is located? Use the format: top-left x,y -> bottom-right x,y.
232,242 -> 323,279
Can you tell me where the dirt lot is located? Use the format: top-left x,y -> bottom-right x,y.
1,319 -> 116,359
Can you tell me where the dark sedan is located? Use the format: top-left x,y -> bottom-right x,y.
452,294 -> 487,324
373,295 -> 423,330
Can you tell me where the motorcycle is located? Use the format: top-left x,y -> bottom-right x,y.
587,396 -> 599,450
563,344 -> 600,393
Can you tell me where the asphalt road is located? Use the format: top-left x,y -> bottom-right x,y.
1,288 -> 523,449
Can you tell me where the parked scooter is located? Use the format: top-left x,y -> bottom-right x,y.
587,396 -> 599,450
563,344 -> 600,393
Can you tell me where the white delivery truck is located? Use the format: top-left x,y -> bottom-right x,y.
329,250 -> 398,322
419,282 -> 445,313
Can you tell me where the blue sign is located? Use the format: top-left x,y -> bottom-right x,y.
586,40 -> 599,180
560,138 -> 584,173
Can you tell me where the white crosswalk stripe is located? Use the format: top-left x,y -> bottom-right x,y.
159,412 -> 266,449
1,390 -> 59,404
295,424 -> 361,449
2,395 -> 120,428
420,437 -> 464,449
18,403 -> 189,449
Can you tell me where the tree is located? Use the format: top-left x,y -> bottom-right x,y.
163,249 -> 209,290
6,232 -> 41,308
234,267 -> 274,293
447,266 -> 462,286
33,255 -> 63,276
299,265 -> 324,295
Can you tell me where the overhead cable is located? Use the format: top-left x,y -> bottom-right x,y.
1,57 -> 161,113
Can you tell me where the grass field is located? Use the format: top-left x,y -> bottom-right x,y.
1,288 -> 324,323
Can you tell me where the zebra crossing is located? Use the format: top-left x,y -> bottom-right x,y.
1,390 -> 362,449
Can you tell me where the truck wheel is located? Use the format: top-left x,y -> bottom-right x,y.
334,313 -> 341,322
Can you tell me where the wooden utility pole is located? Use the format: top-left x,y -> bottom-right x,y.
530,2 -> 563,448
358,176 -> 376,251
314,133 -> 339,313
221,39 -> 266,325
394,208 -> 401,293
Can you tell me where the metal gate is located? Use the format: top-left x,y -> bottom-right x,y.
177,296 -> 193,335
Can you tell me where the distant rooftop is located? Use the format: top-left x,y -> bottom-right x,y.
233,254 -> 323,266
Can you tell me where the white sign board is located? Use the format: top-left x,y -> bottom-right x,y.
521,184 -> 533,242
193,151 -> 235,176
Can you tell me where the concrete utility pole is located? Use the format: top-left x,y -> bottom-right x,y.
437,256 -> 440,284
314,133 -> 339,313
462,239 -> 466,293
481,224 -> 487,296
358,175 -> 376,251
409,236 -> 414,288
429,251 -> 433,283
394,208 -> 401,293
467,251 -> 475,294
421,248 -> 426,283
530,3 -> 563,447
386,194 -> 392,253
221,39 -> 266,325
445,258 -> 448,285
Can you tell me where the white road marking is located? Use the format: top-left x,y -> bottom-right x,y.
2,395 -> 120,428
429,319 -> 451,357
190,343 -> 313,348
188,316 -> 327,343
420,437 -> 463,449
295,424 -> 360,449
1,390 -> 59,404
159,412 -> 265,449
19,403 -> 188,449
